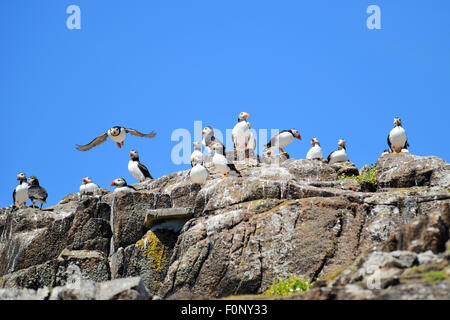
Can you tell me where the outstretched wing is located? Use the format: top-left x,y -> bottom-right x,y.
76,132 -> 108,151
125,128 -> 156,138
138,162 -> 153,179
387,133 -> 392,152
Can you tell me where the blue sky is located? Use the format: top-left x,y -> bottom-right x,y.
1,1 -> 449,207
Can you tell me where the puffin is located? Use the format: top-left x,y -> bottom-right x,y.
76,126 -> 156,151
387,117 -> 409,154
200,126 -> 225,154
189,161 -> 209,185
79,177 -> 100,197
128,150 -> 153,182
327,139 -> 348,165
27,176 -> 48,209
306,138 -> 323,160
13,172 -> 29,209
265,129 -> 302,155
231,112 -> 251,151
191,142 -> 204,167
211,143 -> 241,179
110,178 -> 136,193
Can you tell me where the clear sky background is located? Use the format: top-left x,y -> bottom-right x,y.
1,0 -> 449,207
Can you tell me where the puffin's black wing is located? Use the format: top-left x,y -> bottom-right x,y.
128,185 -> 137,191
125,128 -> 156,138
12,188 -> 16,205
327,151 -> 336,163
138,162 -> 153,179
28,186 -> 48,202
387,133 -> 392,152
227,163 -> 241,177
76,132 -> 108,151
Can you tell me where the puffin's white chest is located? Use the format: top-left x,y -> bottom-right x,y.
202,137 -> 211,153
14,183 -> 29,204
273,132 -> 294,149
213,153 -> 230,174
80,183 -> 99,194
389,126 -> 407,150
247,131 -> 256,151
232,121 -> 250,149
113,186 -> 134,194
128,160 -> 145,181
190,164 -> 209,184
108,129 -> 127,143
191,150 -> 203,165
306,145 -> 323,160
328,149 -> 348,164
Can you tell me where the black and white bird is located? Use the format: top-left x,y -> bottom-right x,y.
128,150 -> 153,182
327,139 -> 348,165
387,117 -> 409,154
201,126 -> 225,154
211,143 -> 241,179
265,129 -> 302,155
191,142 -> 204,167
28,176 -> 48,209
79,177 -> 100,197
76,126 -> 156,151
306,138 -> 323,160
110,178 -> 136,193
13,172 -> 29,209
189,161 -> 209,185
231,112 -> 251,151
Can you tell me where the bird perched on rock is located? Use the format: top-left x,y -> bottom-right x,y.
388,117 -> 409,154
76,126 -> 156,151
232,112 -> 251,151
110,178 -> 136,193
191,142 -> 204,167
201,126 -> 225,154
79,177 -> 100,197
128,150 -> 153,182
211,143 -> 241,179
306,138 -> 323,160
264,129 -> 302,155
327,139 -> 348,165
28,176 -> 48,209
189,161 -> 209,185
13,172 -> 29,209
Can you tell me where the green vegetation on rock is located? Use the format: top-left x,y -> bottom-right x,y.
263,275 -> 310,296
339,164 -> 377,189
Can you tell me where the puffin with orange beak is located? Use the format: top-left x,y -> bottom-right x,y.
128,150 -> 153,182
110,178 -> 136,193
264,129 -> 302,155
327,139 -> 348,164
191,141 -> 204,167
388,117 -> 409,154
201,126 -> 225,154
79,177 -> 100,197
232,112 -> 251,151
13,172 -> 29,209
76,126 -> 156,151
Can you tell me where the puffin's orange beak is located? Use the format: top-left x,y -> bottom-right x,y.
245,113 -> 250,119
16,176 -> 19,180
200,130 -> 205,135
110,181 -> 115,186
82,178 -> 86,183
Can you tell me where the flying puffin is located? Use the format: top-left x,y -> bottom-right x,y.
191,142 -> 204,167
27,176 -> 48,209
327,139 -> 348,165
189,161 -> 209,185
265,129 -> 302,155
128,150 -> 153,182
13,172 -> 29,209
306,138 -> 323,160
76,126 -> 156,151
110,178 -> 136,193
201,126 -> 225,154
79,177 -> 100,197
231,112 -> 251,151
387,117 -> 409,154
211,143 -> 241,179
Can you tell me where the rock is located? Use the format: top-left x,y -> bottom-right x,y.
329,161 -> 360,178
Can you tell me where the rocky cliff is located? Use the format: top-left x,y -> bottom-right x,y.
0,153 -> 449,300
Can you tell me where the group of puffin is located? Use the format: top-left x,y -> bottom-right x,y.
12,117 -> 409,210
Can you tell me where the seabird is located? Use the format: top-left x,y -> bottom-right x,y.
265,129 -> 302,155
28,176 -> 48,209
80,177 -> 100,197
191,142 -> 204,167
76,126 -> 156,151
211,143 -> 241,179
200,126 -> 225,154
13,172 -> 29,209
388,117 -> 409,154
110,178 -> 136,193
306,138 -> 323,160
128,150 -> 153,182
327,139 -> 348,165
231,112 -> 251,151
189,161 -> 209,185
